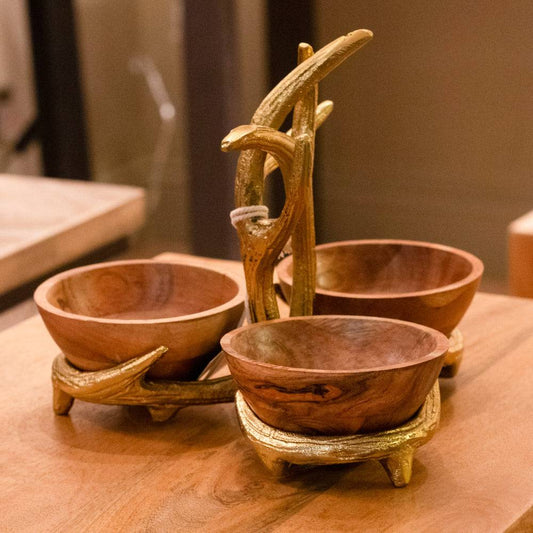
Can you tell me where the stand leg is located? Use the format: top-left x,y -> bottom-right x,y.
440,351 -> 463,378
255,449 -> 291,477
53,383 -> 74,415
441,328 -> 463,378
379,446 -> 414,488
147,406 -> 180,422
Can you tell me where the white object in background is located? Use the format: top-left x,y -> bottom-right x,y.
129,55 -> 176,213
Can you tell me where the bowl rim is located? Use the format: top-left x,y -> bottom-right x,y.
277,239 -> 484,299
221,314 -> 449,375
34,259 -> 246,324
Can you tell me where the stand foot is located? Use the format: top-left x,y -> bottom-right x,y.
255,451 -> 291,477
441,328 -> 463,378
146,406 -> 180,422
53,383 -> 74,415
440,352 -> 462,378
379,446 -> 414,487
235,381 -> 440,487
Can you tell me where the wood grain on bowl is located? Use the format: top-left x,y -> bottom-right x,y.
222,315 -> 448,435
277,240 -> 483,335
34,260 -> 245,380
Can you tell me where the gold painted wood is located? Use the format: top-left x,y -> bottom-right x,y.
235,380 -> 440,488
262,100 -> 333,177
222,29 -> 373,322
288,43 -> 318,317
223,129 -> 312,321
52,349 -> 237,422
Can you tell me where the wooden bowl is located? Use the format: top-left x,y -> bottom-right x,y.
34,260 -> 245,380
221,315 -> 448,435
277,240 -> 483,336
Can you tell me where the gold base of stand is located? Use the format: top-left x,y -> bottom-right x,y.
52,347 -> 237,422
441,328 -> 463,378
235,380 -> 440,488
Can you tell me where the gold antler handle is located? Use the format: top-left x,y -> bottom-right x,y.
223,29 -> 373,322
263,100 -> 334,177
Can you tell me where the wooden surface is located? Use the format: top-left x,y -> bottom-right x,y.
0,174 -> 145,295
509,210 -> 533,298
1,252 -> 532,532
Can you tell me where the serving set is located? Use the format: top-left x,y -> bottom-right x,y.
34,29 -> 483,487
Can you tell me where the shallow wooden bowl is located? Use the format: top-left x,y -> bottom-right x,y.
277,239 -> 483,336
34,260 -> 245,380
221,315 -> 448,435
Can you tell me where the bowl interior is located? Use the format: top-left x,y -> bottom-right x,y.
43,261 -> 241,320
224,316 -> 444,372
280,241 -> 480,296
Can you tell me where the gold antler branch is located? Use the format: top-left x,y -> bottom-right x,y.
52,348 -> 237,421
222,29 -> 373,322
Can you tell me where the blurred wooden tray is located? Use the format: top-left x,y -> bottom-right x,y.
0,174 -> 145,295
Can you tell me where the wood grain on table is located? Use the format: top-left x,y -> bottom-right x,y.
0,174 -> 145,295
0,253 -> 531,532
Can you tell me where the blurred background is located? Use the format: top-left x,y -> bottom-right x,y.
2,0 -> 533,291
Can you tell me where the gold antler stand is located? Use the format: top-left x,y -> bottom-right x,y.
48,31 -> 374,423
52,348 -> 237,422
222,29 -> 373,321
222,30 -> 444,486
235,381 -> 440,488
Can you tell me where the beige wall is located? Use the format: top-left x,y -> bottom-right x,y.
315,1 -> 533,283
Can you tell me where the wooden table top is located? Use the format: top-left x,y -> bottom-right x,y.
1,253 -> 531,532
0,174 -> 145,295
